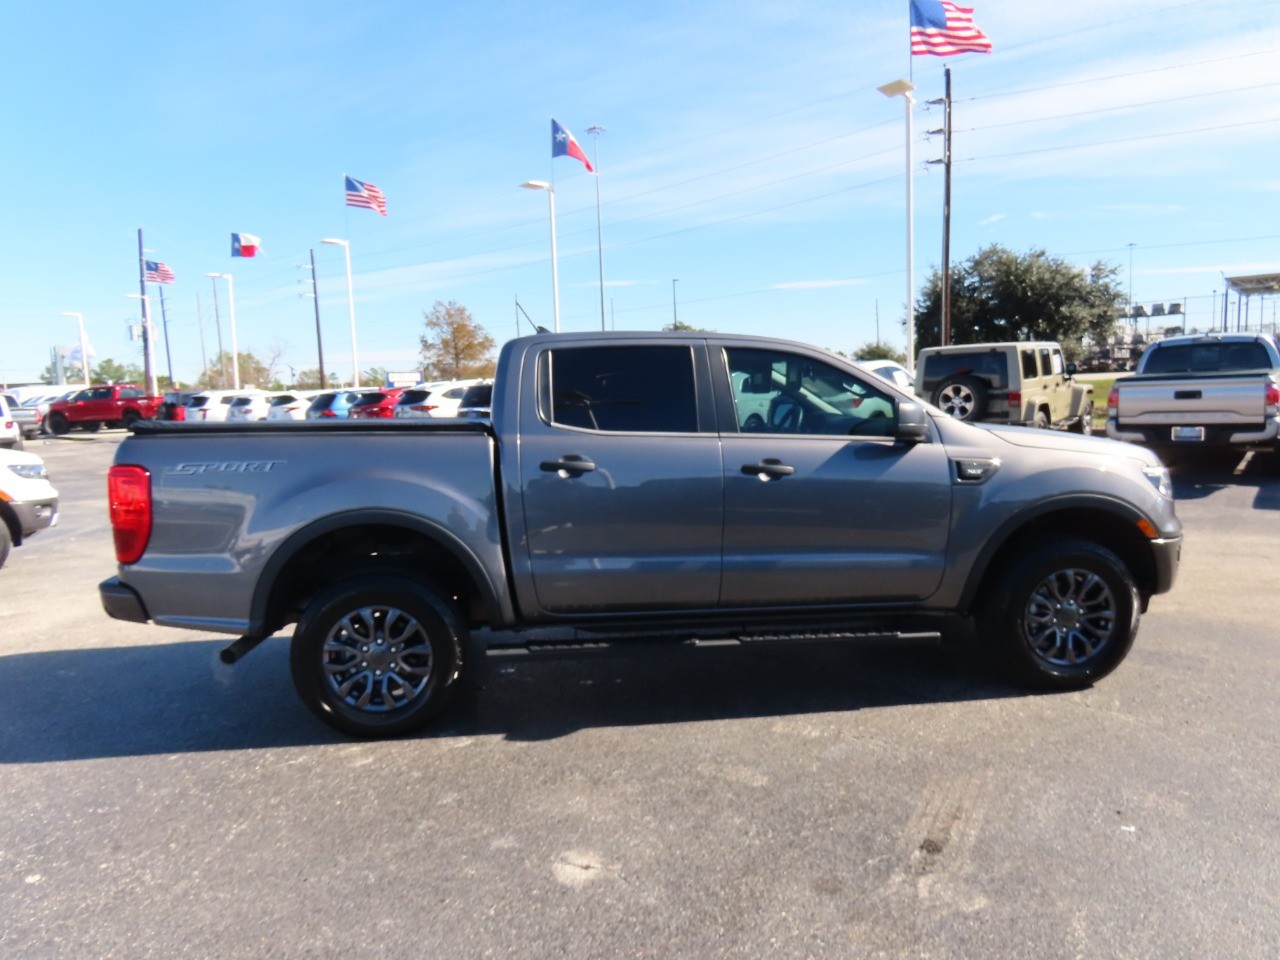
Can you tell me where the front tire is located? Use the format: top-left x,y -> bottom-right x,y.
290,575 -> 465,737
48,412 -> 69,435
977,539 -> 1139,690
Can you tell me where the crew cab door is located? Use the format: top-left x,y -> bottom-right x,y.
515,341 -> 724,614
714,344 -> 951,606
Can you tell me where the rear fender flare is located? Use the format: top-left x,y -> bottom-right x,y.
249,508 -> 511,636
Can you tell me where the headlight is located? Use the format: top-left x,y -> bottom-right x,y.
7,463 -> 47,480
1142,465 -> 1171,499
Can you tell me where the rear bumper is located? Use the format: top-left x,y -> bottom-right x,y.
1107,418 -> 1279,446
99,576 -> 152,624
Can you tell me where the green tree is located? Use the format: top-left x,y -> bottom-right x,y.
419,301 -> 496,380
915,245 -> 1124,360
92,358 -> 143,384
362,366 -> 389,387
663,319 -> 714,332
850,341 -> 907,364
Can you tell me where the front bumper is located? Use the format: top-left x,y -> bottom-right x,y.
1150,535 -> 1183,597
10,496 -> 58,538
99,576 -> 152,624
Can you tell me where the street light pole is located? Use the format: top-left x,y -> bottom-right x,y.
878,78 -> 917,366
520,181 -> 560,332
60,312 -> 89,385
206,273 -> 240,389
321,238 -> 360,387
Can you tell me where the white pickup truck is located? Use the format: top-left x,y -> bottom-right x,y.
1106,332 -> 1280,459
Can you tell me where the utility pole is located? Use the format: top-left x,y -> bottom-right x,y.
302,250 -> 326,387
157,284 -> 175,386
586,124 -> 607,331
672,279 -> 679,329
927,67 -> 953,346
195,293 -> 209,383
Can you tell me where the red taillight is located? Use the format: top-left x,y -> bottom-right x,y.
108,465 -> 152,564
1266,383 -> 1280,413
321,409 -> 337,418
1007,391 -> 1022,409
410,404 -> 430,412
1107,387 -> 1120,416
173,406 -> 186,421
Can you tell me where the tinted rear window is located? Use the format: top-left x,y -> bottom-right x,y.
461,385 -> 492,406
1142,341 -> 1273,374
187,396 -> 210,408
230,397 -> 253,407
310,393 -> 337,409
353,393 -> 387,406
921,351 -> 1010,391
399,390 -> 430,404
271,395 -> 297,405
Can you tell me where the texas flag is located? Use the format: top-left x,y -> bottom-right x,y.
231,232 -> 261,257
551,118 -> 594,172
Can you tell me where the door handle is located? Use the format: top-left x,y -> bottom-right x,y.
541,454 -> 597,476
741,458 -> 795,480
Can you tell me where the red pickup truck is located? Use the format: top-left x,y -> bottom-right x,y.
47,384 -> 161,434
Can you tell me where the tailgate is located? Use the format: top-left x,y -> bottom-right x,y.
1117,376 -> 1267,425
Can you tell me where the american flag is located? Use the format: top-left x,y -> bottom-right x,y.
144,260 -> 176,284
910,0 -> 992,57
345,175 -> 388,216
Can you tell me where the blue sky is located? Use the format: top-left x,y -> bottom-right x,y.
3,0 -> 1279,386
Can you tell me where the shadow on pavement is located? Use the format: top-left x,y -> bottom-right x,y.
1169,448 -> 1280,509
0,633 -> 1027,762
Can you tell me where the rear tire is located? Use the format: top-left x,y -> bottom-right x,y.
932,375 -> 989,422
122,410 -> 141,429
977,539 -> 1139,690
48,412 -> 69,435
290,575 -> 466,738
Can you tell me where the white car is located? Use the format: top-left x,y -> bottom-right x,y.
266,390 -> 326,421
185,389 -> 262,422
393,379 -> 486,419
226,392 -> 284,422
0,447 -> 59,568
0,395 -> 23,450
854,358 -> 915,393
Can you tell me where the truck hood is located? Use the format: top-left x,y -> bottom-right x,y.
982,424 -> 1159,465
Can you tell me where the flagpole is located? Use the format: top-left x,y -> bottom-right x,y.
586,124 -> 607,331
136,228 -> 158,396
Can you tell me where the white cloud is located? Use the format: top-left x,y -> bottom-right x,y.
978,213 -> 1007,226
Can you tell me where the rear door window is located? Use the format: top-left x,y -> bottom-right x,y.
543,345 -> 697,433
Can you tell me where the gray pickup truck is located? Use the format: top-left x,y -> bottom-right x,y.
102,332 -> 1183,737
1106,332 -> 1280,459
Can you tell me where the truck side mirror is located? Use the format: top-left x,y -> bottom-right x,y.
1065,362 -> 1078,377
895,401 -> 930,443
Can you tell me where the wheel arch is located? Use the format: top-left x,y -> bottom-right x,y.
0,501 -> 22,547
250,509 -> 510,637
959,497 -> 1161,614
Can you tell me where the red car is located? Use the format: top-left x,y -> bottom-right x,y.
347,388 -> 405,420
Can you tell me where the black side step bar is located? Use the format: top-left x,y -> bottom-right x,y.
485,629 -> 942,662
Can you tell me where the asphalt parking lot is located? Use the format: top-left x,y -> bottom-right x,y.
3,432 -> 1280,959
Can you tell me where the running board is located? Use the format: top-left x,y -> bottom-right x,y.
484,629 -> 942,662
